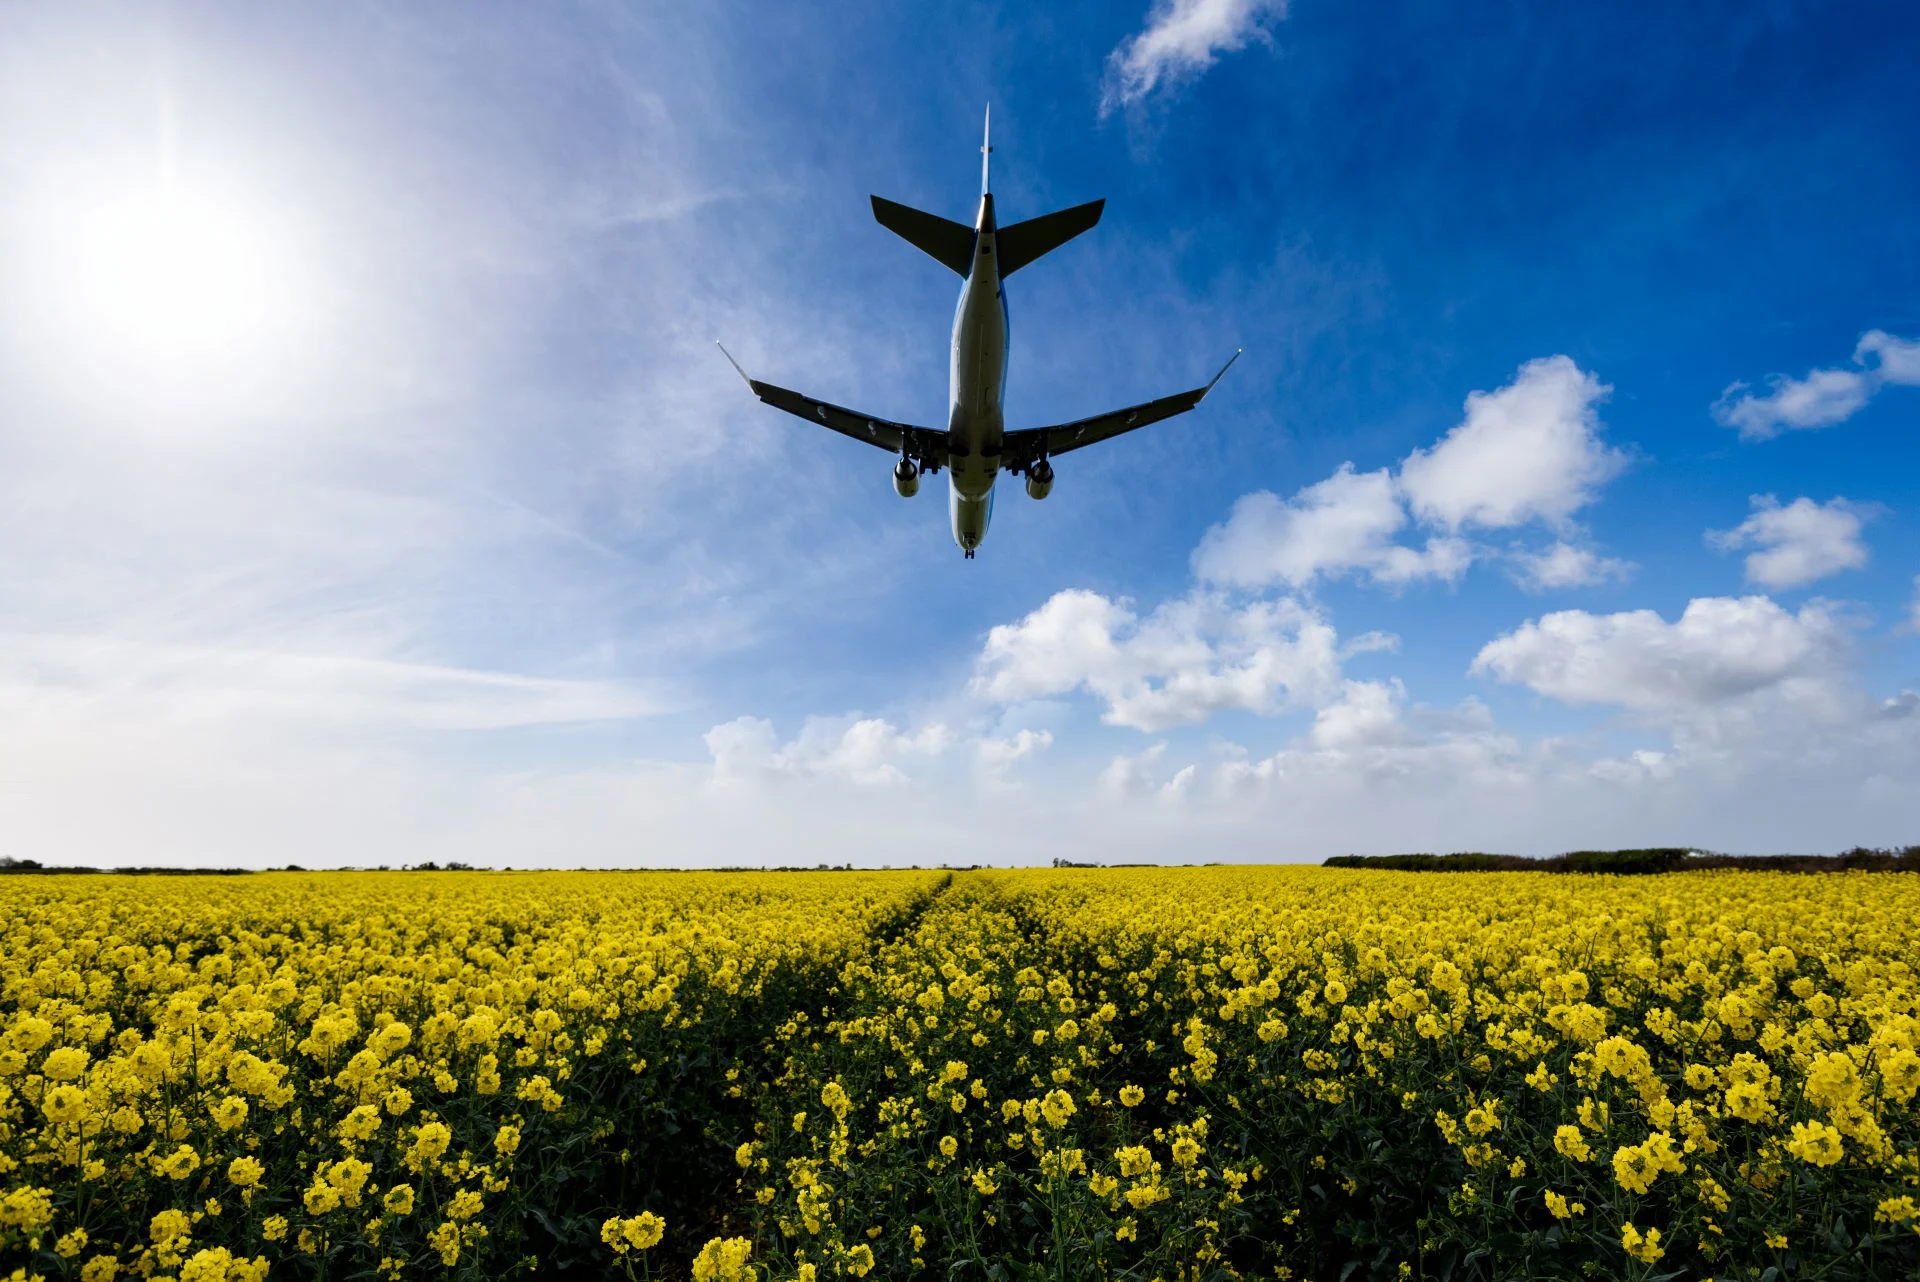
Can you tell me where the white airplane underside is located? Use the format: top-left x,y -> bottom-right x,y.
721,109 -> 1238,558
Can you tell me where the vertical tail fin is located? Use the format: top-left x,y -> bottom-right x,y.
981,104 -> 992,195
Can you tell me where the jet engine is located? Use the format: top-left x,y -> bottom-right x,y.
1025,459 -> 1054,500
892,458 -> 920,498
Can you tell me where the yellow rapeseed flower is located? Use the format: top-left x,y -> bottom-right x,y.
227,1156 -> 264,1189
691,1236 -> 754,1282
1619,1223 -> 1664,1264
41,1084 -> 87,1126
1785,1120 -> 1845,1167
41,1046 -> 89,1081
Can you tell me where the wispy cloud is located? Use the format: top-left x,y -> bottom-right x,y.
1508,542 -> 1634,592
976,729 -> 1054,786
1101,0 -> 1290,114
706,715 -> 951,788
1712,329 -> 1920,440
0,634 -> 669,731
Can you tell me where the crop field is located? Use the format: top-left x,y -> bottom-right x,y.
2,868 -> 1917,1282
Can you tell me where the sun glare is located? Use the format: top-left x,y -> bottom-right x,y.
69,181 -> 287,380
18,161 -> 315,417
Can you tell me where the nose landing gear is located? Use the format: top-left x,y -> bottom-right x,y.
964,548 -> 975,560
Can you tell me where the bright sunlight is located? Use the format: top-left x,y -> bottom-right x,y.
61,177 -> 292,383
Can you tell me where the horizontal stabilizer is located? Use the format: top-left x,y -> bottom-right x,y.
871,196 -> 976,276
996,199 -> 1104,277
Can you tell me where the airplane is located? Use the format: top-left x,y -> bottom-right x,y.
719,109 -> 1239,559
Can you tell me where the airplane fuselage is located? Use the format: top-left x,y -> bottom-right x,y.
947,193 -> 1008,555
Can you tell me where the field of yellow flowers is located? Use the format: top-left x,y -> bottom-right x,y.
3,868 -> 1916,1281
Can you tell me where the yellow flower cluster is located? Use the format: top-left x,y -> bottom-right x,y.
4,865 -> 1917,1280
726,866 -> 1920,1280
692,1234 -> 756,1282
0,870 -> 941,1279
602,1210 -> 667,1253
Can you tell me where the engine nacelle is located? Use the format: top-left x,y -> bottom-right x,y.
892,458 -> 920,498
1025,459 -> 1054,501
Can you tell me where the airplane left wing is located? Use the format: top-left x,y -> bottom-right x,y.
1000,350 -> 1240,475
718,344 -> 948,471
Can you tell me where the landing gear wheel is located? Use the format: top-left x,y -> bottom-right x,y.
964,548 -> 975,559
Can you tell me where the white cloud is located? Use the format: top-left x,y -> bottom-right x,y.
1097,743 -> 1201,804
1192,466 -> 1470,589
1584,748 -> 1675,785
1707,496 -> 1874,589
1856,330 -> 1920,384
704,717 -> 783,784
977,729 -> 1054,783
1713,329 -> 1920,440
705,715 -> 950,787
1099,742 -> 1172,799
970,590 -> 1136,704
1469,595 -> 1845,712
1306,679 -> 1405,750
1079,653 -> 1915,853
1083,633 -> 1917,859
1399,356 -> 1622,531
1101,0 -> 1289,112
1712,368 -> 1873,440
1509,541 -> 1633,591
973,589 -> 1345,732
4,621 -> 1909,871
1195,356 -> 1620,592
1201,691 -> 1532,803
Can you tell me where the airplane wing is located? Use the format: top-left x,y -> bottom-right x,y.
1000,350 -> 1240,475
717,344 -> 948,471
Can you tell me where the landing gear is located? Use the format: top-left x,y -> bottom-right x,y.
964,548 -> 975,560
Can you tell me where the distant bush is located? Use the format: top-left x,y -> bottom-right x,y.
1560,848 -> 1693,874
1326,846 -> 1920,874
0,857 -> 251,877
1689,846 -> 1920,873
1323,852 -> 1538,872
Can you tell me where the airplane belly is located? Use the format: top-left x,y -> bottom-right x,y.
949,480 -> 993,554
948,277 -> 1006,503
942,210 -> 1007,551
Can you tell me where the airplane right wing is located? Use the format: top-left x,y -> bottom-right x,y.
718,344 -> 949,471
1000,350 -> 1240,475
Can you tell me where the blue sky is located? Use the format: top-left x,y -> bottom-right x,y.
0,1 -> 1915,866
